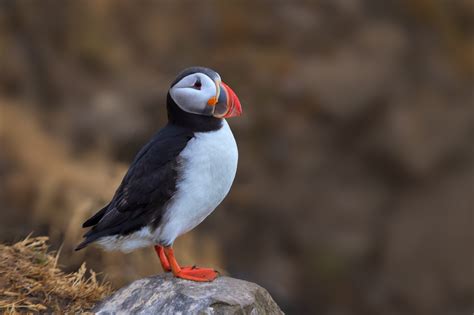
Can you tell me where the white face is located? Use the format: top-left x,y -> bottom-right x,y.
169,73 -> 219,116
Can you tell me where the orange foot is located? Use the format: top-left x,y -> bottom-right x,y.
175,266 -> 219,282
154,245 -> 171,272
162,246 -> 219,282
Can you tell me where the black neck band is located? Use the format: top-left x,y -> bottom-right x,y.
166,93 -> 223,132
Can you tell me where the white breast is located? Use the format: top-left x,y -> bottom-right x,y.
157,120 -> 238,245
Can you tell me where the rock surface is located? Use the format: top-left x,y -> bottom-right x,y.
93,273 -> 284,315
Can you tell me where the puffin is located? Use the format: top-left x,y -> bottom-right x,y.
75,67 -> 242,282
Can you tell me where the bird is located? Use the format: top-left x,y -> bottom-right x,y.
75,66 -> 242,282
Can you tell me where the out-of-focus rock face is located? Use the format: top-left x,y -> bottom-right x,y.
1,1 -> 473,315
94,274 -> 284,315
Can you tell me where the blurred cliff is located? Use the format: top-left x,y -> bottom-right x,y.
0,1 -> 473,314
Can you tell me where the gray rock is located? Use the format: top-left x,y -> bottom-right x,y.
94,273 -> 284,315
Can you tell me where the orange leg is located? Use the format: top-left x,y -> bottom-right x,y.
154,245 -> 171,272
163,246 -> 219,282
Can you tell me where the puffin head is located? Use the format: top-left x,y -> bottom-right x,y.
168,67 -> 242,119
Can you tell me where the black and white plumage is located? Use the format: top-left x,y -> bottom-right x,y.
76,67 -> 242,254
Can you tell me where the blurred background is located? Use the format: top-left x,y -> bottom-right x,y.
0,1 -> 473,314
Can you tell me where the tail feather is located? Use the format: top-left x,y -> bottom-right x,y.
75,239 -> 91,251
76,204 -> 110,250
82,204 -> 109,228
75,232 -> 102,251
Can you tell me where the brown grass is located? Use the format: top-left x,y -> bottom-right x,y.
0,236 -> 112,314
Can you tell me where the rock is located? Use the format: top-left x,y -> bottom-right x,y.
93,273 -> 284,315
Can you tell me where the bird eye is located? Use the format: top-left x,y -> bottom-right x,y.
193,78 -> 202,90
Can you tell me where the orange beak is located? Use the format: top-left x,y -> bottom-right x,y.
209,81 -> 242,118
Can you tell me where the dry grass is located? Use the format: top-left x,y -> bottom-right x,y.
0,236 -> 112,314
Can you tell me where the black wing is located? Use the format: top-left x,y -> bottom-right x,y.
75,124 -> 193,250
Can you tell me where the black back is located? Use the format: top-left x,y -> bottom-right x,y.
75,124 -> 193,250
